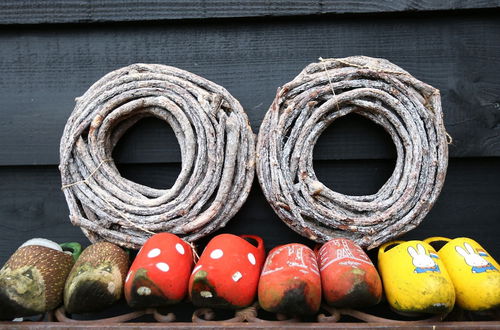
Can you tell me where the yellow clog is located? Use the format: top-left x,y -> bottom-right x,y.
424,237 -> 500,311
378,240 -> 455,315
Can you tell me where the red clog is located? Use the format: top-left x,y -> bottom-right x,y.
124,233 -> 194,308
258,243 -> 321,315
317,238 -> 382,308
189,234 -> 265,309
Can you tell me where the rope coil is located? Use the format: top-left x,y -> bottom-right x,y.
256,56 -> 449,249
59,63 -> 255,249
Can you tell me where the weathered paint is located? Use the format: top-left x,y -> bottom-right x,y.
189,234 -> 265,309
425,237 -> 500,311
317,238 -> 382,308
258,243 -> 321,315
378,240 -> 455,315
125,233 -> 193,308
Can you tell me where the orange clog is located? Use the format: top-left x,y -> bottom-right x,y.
317,238 -> 382,308
258,243 -> 321,315
189,234 -> 265,309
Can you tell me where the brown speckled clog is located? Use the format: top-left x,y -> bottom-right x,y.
64,242 -> 129,314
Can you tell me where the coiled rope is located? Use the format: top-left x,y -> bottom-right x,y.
60,63 -> 255,249
256,56 -> 448,249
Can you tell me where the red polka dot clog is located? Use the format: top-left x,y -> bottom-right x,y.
125,233 -> 194,308
258,243 -> 321,315
317,238 -> 382,308
189,234 -> 265,309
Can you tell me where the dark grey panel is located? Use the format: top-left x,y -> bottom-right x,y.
0,13 -> 499,165
0,1 -> 499,25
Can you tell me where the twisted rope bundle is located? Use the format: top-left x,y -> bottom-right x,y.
60,63 -> 255,249
256,56 -> 448,249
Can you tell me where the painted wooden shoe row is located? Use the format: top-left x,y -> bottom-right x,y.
1,234 -> 497,320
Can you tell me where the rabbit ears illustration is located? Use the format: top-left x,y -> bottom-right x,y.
456,242 -> 478,257
407,244 -> 427,257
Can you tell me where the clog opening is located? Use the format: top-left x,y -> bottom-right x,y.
61,245 -> 76,254
60,242 -> 83,260
382,242 -> 400,252
242,236 -> 260,248
61,246 -> 75,257
20,238 -> 62,251
426,240 -> 448,252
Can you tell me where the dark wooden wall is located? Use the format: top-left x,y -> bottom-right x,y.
1,1 -> 499,265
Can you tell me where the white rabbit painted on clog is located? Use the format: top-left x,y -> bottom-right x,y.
455,243 -> 497,273
408,244 -> 440,273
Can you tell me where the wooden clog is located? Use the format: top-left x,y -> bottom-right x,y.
378,240 -> 455,315
189,234 -> 265,309
64,242 -> 129,314
317,238 -> 382,308
425,237 -> 500,311
258,243 -> 321,315
125,233 -> 194,308
0,238 -> 76,320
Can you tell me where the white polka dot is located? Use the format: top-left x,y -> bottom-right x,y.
147,248 -> 161,258
125,272 -> 132,283
156,262 -> 169,272
210,249 -> 223,259
232,271 -> 243,282
248,253 -> 256,265
192,265 -> 202,274
200,291 -> 213,298
176,243 -> 185,255
137,286 -> 151,296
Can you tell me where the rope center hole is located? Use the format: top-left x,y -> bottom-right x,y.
112,117 -> 182,190
313,114 -> 396,196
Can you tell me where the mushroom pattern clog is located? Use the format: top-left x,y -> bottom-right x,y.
189,234 -> 265,309
125,233 -> 194,308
